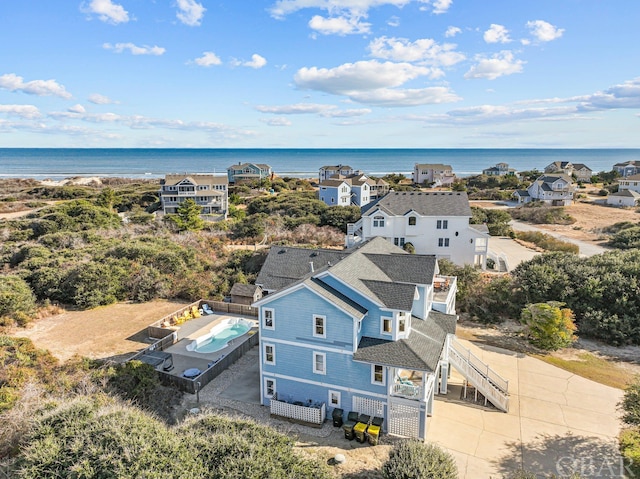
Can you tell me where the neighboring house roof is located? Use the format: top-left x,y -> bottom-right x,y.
414,163 -> 453,170
610,190 -> 640,198
353,313 -> 456,371
230,283 -> 261,297
162,174 -> 227,186
361,191 -> 472,217
228,163 -> 271,170
319,179 -> 351,187
255,246 -> 350,291
621,173 -> 640,181
320,164 -> 354,170
513,189 -> 530,197
363,253 -> 436,285
614,161 -> 638,166
572,163 -> 590,170
469,223 -> 490,234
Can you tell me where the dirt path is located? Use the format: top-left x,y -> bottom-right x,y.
11,300 -> 188,362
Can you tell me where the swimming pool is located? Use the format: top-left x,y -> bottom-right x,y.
187,318 -> 253,354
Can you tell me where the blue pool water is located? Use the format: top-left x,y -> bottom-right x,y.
194,323 -> 251,353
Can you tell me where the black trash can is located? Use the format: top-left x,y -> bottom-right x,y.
332,408 -> 344,427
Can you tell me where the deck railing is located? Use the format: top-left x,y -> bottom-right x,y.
391,382 -> 423,400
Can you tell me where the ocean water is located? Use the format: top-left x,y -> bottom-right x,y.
0,148 -> 638,181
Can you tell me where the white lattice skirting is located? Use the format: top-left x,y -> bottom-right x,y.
270,397 -> 326,425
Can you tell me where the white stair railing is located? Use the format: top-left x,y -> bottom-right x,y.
448,337 -> 509,412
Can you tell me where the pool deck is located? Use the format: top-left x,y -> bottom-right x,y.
160,313 -> 258,378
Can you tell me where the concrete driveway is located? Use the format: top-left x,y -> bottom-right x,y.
428,339 -> 625,479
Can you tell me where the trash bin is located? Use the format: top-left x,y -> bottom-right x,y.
342,411 -> 359,440
354,414 -> 371,443
367,417 -> 384,445
332,408 -> 344,427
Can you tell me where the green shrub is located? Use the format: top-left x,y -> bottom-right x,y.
0,275 -> 36,324
521,301 -> 577,350
516,231 -> 579,254
619,427 -> 640,478
382,440 -> 458,479
620,377 -> 640,427
509,204 -> 576,225
609,226 -> 640,249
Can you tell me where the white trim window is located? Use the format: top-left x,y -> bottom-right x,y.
381,317 -> 393,335
263,308 -> 275,330
373,215 -> 385,227
264,378 -> 276,399
408,216 -> 417,226
372,364 -> 385,386
313,315 -> 326,338
438,238 -> 450,247
328,390 -> 341,408
263,343 -> 275,365
313,352 -> 326,375
437,219 -> 449,229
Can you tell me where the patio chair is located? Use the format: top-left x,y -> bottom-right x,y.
202,304 -> 214,315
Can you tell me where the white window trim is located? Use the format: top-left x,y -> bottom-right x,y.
371,364 -> 386,386
328,389 -> 341,408
313,351 -> 326,375
263,307 -> 275,330
381,316 -> 393,336
263,343 -> 275,365
264,377 -> 276,399
313,315 -> 326,338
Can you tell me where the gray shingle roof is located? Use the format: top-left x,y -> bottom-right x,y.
611,189 -> 640,198
255,246 -> 350,291
305,277 -> 368,318
352,313 -> 456,371
362,192 -> 472,217
361,280 -> 416,310
230,283 -> 261,297
363,253 -> 436,285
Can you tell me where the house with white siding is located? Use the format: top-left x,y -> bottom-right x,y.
513,174 -> 574,206
544,161 -> 592,183
319,165 -> 363,183
253,237 -> 508,440
618,173 -> 640,194
412,163 -> 456,187
345,191 -> 489,268
159,174 -> 228,219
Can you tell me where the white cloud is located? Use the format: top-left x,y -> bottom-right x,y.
68,104 -> 86,114
387,16 -> 400,27
84,0 -> 129,24
574,77 -> 640,110
88,93 -> 116,104
193,52 -> 222,67
294,60 -> 460,106
176,0 -> 206,26
445,26 -> 461,37
103,43 -> 166,55
430,0 -> 452,14
269,0 -> 412,19
464,51 -> 524,80
0,104 -> 41,119
256,103 -> 337,114
234,54 -> 267,69
0,73 -> 72,99
526,20 -> 564,42
256,103 -> 372,117
309,15 -> 371,35
483,24 -> 511,43
368,36 -> 465,67
261,117 -> 293,126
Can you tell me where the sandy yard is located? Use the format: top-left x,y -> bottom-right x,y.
534,198 -> 640,242
11,300 -> 188,362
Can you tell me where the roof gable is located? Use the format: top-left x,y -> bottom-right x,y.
363,191 -> 471,217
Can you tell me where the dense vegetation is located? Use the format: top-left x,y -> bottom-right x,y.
382,440 -> 458,479
619,378 -> 640,477
11,396 -> 331,479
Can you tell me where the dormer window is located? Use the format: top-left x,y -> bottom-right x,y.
373,216 -> 385,227
408,217 -> 416,226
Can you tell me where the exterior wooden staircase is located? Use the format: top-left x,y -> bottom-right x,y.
447,337 -> 509,412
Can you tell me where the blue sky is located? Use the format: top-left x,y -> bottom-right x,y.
1,0 -> 639,148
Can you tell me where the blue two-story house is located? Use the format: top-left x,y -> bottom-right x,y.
227,162 -> 272,184
252,237 -> 510,440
